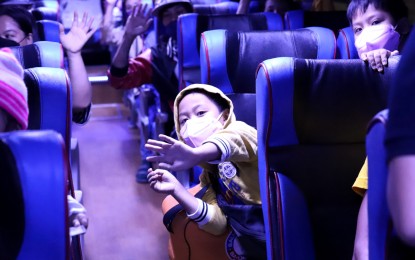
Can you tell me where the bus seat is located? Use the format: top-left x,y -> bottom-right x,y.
32,6 -> 58,21
256,56 -> 400,259
337,26 -> 359,59
366,110 -> 415,259
0,130 -> 68,260
200,27 -> 336,127
178,12 -> 284,88
284,9 -> 349,34
32,0 -> 59,11
10,41 -> 64,69
193,2 -> 239,15
24,67 -> 72,152
36,20 -> 61,43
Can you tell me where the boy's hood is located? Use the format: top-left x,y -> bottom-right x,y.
173,84 -> 235,141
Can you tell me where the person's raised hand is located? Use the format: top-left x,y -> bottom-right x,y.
145,134 -> 197,171
124,3 -> 153,38
60,11 -> 98,54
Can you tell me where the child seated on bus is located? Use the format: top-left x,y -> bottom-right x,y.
0,47 -> 88,232
145,84 -> 265,259
348,0 -> 411,72
348,0 -> 412,259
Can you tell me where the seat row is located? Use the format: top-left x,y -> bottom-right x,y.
1,39 -> 82,258
172,9 -> 403,259
177,11 -> 357,89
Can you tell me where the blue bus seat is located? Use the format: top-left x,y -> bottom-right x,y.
256,56 -> 400,259
178,12 -> 284,88
24,67 -> 72,149
193,1 -> 239,15
9,41 -> 64,69
366,110 -> 415,259
337,26 -> 359,59
200,27 -> 336,127
284,9 -> 349,34
0,130 -> 68,259
31,6 -> 58,21
36,20 -> 61,43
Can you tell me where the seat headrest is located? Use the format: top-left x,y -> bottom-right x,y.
24,67 -> 72,148
193,2 -> 239,15
31,6 -> 58,21
285,10 -> 349,34
9,41 -> 64,69
201,27 -> 335,94
256,56 -> 400,146
36,20 -> 61,43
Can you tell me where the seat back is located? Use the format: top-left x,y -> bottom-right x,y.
31,6 -> 58,21
256,56 -> 400,259
9,41 -> 64,69
201,27 -> 336,127
366,110 -> 415,260
337,26 -> 359,59
178,12 -> 284,88
193,1 -> 239,15
284,9 -> 349,33
24,67 -> 72,151
0,130 -> 68,259
36,20 -> 61,43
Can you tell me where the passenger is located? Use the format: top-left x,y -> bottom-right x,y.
0,47 -> 88,230
0,6 -> 96,124
146,84 -> 265,259
101,0 -> 147,59
385,29 -> 415,247
350,1 -> 411,259
107,0 -> 193,182
347,0 -> 411,72
108,0 -> 193,127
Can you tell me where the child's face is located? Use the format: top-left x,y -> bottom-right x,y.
178,92 -> 223,130
351,4 -> 395,37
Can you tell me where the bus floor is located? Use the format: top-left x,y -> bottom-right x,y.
72,103 -> 169,260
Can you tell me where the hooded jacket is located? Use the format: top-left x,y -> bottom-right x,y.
172,84 -> 260,235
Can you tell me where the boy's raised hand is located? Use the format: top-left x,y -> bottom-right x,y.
147,168 -> 179,194
360,48 -> 399,72
145,134 -> 198,171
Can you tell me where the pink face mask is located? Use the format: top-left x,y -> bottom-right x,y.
354,23 -> 400,58
180,113 -> 224,148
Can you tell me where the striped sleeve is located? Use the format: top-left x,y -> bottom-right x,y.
203,136 -> 231,162
186,198 -> 214,227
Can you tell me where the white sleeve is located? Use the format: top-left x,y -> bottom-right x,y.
186,198 -> 214,227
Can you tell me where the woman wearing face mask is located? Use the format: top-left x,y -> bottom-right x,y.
144,84 -> 266,259
0,6 -> 96,124
347,0 -> 412,73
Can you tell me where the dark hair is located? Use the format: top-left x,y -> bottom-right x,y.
347,0 -> 408,24
0,6 -> 37,40
181,88 -> 230,112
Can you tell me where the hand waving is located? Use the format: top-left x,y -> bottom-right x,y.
124,3 -> 153,38
145,134 -> 197,171
60,12 -> 98,54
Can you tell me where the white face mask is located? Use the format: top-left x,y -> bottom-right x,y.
180,112 -> 224,148
354,23 -> 400,58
